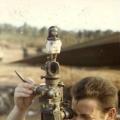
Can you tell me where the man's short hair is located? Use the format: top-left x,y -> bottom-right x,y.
71,76 -> 118,112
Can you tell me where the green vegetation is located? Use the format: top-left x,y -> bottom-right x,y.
0,23 -> 117,48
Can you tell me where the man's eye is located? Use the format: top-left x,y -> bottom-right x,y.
73,112 -> 93,120
79,114 -> 93,120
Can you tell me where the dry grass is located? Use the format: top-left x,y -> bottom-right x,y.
61,66 -> 120,89
0,64 -> 120,89
0,64 -> 44,86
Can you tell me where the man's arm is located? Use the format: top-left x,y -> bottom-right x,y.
7,82 -> 35,120
7,106 -> 26,120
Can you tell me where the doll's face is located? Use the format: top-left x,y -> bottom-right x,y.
50,27 -> 58,36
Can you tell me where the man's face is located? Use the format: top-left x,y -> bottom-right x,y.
72,98 -> 112,120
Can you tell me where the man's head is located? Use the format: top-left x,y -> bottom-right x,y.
71,77 -> 118,120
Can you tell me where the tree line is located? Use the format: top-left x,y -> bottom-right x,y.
0,23 -> 117,48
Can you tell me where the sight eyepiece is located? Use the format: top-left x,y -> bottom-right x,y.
46,61 -> 60,76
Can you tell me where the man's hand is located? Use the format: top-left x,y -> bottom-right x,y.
7,81 -> 35,120
14,81 -> 35,112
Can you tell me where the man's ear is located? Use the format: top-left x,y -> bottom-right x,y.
107,108 -> 117,120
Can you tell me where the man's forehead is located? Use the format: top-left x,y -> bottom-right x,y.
72,98 -> 100,114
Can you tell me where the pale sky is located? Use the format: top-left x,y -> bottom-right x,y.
0,0 -> 120,31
